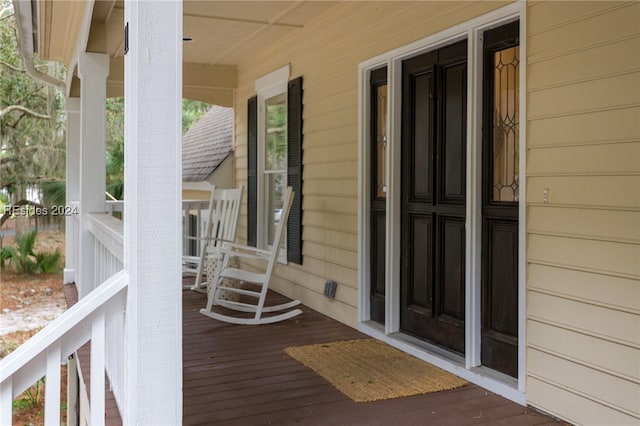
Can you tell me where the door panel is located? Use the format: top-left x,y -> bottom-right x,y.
439,216 -> 465,325
486,221 -> 518,337
408,214 -> 434,313
401,40 -> 467,354
441,63 -> 467,204
481,21 -> 520,378
411,71 -> 435,202
370,210 -> 386,322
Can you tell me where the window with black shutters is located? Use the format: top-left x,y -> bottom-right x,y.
247,72 -> 303,265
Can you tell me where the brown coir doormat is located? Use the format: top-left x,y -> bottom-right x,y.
284,338 -> 467,402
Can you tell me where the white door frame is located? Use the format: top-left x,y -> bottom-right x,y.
357,1 -> 527,404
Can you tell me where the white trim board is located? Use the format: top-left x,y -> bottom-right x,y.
255,64 -> 290,93
255,66 -> 289,263
357,1 -> 526,405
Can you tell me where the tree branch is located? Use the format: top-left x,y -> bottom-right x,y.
0,181 -> 16,191
0,105 -> 50,120
9,111 -> 26,128
1,200 -> 46,227
0,60 -> 24,72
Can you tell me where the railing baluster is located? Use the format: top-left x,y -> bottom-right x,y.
44,342 -> 61,425
1,377 -> 12,426
90,309 -> 106,426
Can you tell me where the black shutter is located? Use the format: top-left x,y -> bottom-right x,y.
287,77 -> 303,264
247,96 -> 258,247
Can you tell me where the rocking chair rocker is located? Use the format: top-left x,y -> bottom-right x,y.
200,187 -> 302,325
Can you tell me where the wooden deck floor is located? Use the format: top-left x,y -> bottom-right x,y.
182,287 -> 559,426
67,281 -> 560,425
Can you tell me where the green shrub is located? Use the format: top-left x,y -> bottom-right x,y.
5,230 -> 38,273
35,250 -> 61,273
2,230 -> 60,274
0,247 -> 11,270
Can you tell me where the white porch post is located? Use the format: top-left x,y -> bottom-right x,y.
77,53 -> 109,297
64,97 -> 80,284
123,0 -> 183,424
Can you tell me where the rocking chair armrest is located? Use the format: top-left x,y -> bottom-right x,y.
219,242 -> 271,260
184,235 -> 232,243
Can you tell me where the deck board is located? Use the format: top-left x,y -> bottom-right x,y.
65,280 -> 561,425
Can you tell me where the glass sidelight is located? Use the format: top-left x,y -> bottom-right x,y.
481,20 -> 520,378
375,84 -> 388,199
370,66 -> 388,324
491,46 -> 520,203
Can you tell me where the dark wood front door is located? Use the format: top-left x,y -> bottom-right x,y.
400,40 -> 467,354
481,21 -> 520,378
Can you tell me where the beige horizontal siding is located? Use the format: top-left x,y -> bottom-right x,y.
303,242 -> 357,271
528,264 -> 639,313
304,125 -> 358,148
182,190 -> 210,200
528,36 -> 640,92
304,226 -> 357,252
526,1 -> 640,423
528,320 -> 640,381
527,377 -> 639,426
527,142 -> 640,176
528,291 -> 639,346
528,206 -> 640,243
528,175 -> 639,209
529,348 -> 639,415
528,73 -> 640,119
527,2 -> 640,62
303,144 -> 357,165
528,107 -> 640,148
528,234 -> 640,278
272,264 -> 358,307
303,211 -> 357,234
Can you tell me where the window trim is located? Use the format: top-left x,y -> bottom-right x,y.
255,66 -> 290,259
248,65 -> 309,265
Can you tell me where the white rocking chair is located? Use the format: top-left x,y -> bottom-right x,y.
182,186 -> 243,292
200,187 -> 302,325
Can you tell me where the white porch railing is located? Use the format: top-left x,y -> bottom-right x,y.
183,199 -> 210,260
106,199 -> 209,259
88,213 -> 124,284
105,200 -> 124,220
0,210 -> 127,426
87,213 -> 125,414
0,270 -> 128,426
66,201 -> 81,283
1,199 -> 197,424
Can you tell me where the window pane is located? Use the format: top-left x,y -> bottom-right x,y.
375,84 -> 388,199
266,93 -> 287,171
266,172 -> 285,246
492,46 -> 520,202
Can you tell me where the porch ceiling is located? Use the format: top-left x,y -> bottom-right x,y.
59,0 -> 339,104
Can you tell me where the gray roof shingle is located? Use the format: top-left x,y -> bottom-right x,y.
182,105 -> 233,182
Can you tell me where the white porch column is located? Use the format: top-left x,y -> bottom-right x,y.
77,53 -> 109,297
123,0 -> 183,424
64,97 -> 80,284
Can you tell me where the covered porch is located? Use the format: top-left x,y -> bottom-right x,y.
3,0 -> 638,424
